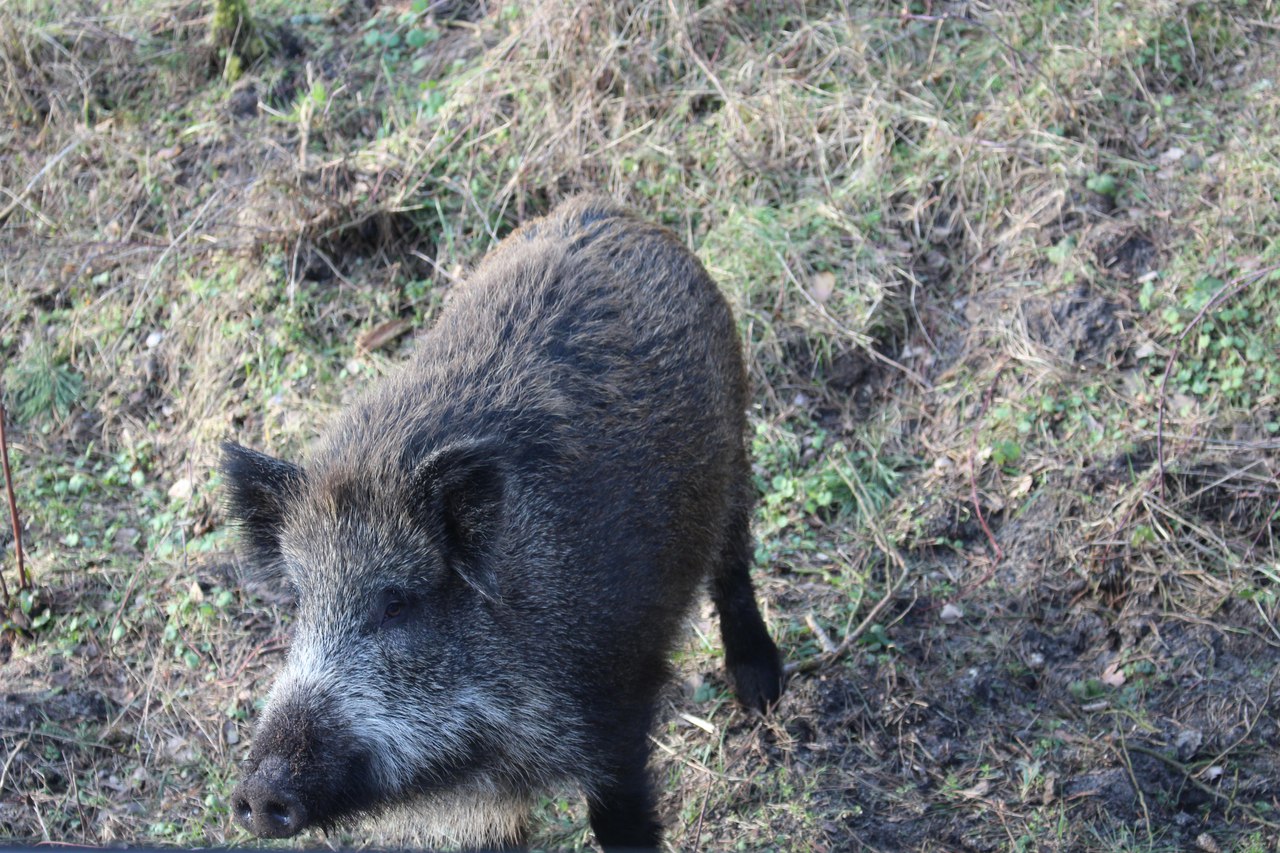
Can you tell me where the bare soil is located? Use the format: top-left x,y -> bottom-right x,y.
2,1 -> 1279,851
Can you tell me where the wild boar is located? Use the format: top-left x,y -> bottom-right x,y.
223,195 -> 783,850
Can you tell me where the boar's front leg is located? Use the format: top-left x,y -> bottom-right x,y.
712,498 -> 784,712
586,720 -> 662,851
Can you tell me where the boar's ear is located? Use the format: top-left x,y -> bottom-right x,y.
221,442 -> 304,573
411,439 -> 507,603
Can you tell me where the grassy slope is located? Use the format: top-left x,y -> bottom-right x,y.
2,0 -> 1279,850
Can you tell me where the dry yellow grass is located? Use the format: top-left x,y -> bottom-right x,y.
2,0 -> 1279,850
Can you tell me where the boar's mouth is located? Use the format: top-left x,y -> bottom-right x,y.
231,696 -> 380,838
232,748 -> 379,838
231,755 -> 309,838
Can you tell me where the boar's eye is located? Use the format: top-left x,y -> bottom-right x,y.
379,593 -> 408,629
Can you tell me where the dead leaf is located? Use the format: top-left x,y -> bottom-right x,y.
356,319 -> 412,353
1101,660 -> 1126,688
810,271 -> 836,304
1008,474 -> 1034,499
1170,394 -> 1198,416
167,477 -> 193,502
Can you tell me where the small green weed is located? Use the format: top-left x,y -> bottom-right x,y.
3,338 -> 84,427
163,583 -> 236,672
5,587 -> 52,633
751,420 -> 899,544
1142,267 -> 1280,414
361,0 -> 442,70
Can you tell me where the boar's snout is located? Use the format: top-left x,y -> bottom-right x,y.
232,756 -> 308,838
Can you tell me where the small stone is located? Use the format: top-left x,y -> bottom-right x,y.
810,271 -> 836,304
168,477 -> 193,502
940,603 -> 963,624
113,527 -> 142,553
1195,832 -> 1221,853
1175,728 -> 1203,760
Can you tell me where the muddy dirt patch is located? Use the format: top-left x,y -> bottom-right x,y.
1024,284 -> 1124,366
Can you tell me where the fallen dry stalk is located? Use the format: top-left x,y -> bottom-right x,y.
0,402 -> 29,601
968,358 -> 1010,571
1119,742 -> 1280,831
787,453 -> 919,675
788,557 -> 911,676
0,135 -> 82,225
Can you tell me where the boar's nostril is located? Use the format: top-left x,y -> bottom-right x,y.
232,772 -> 308,838
232,793 -> 253,827
260,794 -> 306,836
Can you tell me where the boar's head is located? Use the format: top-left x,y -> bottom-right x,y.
221,438 -> 560,839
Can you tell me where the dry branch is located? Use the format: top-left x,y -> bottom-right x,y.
0,402 -> 28,603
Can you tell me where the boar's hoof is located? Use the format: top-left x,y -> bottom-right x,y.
232,757 -> 308,838
729,653 -> 784,713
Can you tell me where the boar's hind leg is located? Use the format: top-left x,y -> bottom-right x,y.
712,499 -> 784,712
587,732 -> 662,851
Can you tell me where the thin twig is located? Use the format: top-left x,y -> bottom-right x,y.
108,186 -> 226,361
690,774 -> 712,849
0,136 -> 83,224
0,726 -> 114,749
0,731 -> 32,793
0,402 -> 28,600
1244,487 -> 1280,563
217,635 -> 290,686
1122,743 -> 1280,830
1114,730 -> 1154,845
788,561 -> 910,675
805,612 -> 839,654
787,448 -> 919,674
778,250 -> 932,391
106,555 -> 149,655
969,359 -> 1010,568
63,752 -> 89,844
896,11 -> 1076,121
648,735 -> 747,783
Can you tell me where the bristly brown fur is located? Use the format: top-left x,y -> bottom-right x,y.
223,196 -> 781,849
